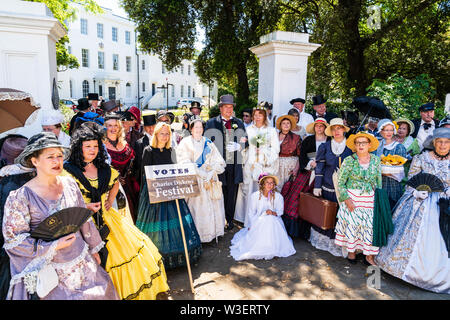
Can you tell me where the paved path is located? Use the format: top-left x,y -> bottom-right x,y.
159,225 -> 449,300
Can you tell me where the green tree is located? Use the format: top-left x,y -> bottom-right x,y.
121,0 -> 281,106
25,0 -> 103,70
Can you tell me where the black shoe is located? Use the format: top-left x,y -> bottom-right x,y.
347,258 -> 357,265
226,222 -> 234,231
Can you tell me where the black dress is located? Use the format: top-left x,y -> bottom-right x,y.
135,147 -> 202,270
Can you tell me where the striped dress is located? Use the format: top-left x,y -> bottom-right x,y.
334,154 -> 382,255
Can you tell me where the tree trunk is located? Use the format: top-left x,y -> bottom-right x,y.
338,0 -> 368,96
235,57 -> 250,105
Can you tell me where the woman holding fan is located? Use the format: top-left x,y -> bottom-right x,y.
375,127 -> 450,294
3,132 -> 118,300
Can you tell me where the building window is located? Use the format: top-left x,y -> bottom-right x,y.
113,54 -> 119,70
142,82 -> 146,92
69,80 -> 73,98
82,80 -> 89,97
99,85 -> 103,97
126,56 -> 131,72
171,85 -> 175,97
98,51 -> 104,69
180,85 -> 184,97
112,27 -> 118,42
188,65 -> 191,76
188,85 -> 191,97
125,31 -> 131,44
180,65 -> 184,75
81,49 -> 89,67
126,83 -> 131,98
80,18 -> 88,35
142,60 -> 145,70
162,64 -> 166,74
97,23 -> 103,38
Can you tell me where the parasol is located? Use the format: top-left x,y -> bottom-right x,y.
352,96 -> 391,131
0,88 -> 40,134
30,207 -> 94,241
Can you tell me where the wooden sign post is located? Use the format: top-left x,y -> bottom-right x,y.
145,163 -> 200,294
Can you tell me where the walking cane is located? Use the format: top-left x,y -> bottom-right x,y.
175,199 -> 195,294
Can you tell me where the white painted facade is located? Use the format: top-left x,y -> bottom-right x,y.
0,0 -> 66,138
57,4 -> 217,110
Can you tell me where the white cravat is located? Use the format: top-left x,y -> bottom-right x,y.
417,119 -> 435,149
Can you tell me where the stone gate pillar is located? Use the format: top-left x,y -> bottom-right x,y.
249,31 -> 320,122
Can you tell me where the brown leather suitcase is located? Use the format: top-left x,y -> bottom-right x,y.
298,192 -> 338,230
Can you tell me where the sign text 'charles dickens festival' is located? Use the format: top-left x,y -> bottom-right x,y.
145,163 -> 200,203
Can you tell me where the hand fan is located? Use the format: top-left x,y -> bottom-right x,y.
406,173 -> 445,193
31,207 -> 94,241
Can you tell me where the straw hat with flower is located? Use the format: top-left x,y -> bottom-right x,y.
306,117 -> 329,134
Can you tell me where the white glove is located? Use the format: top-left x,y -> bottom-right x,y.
313,188 -> 322,197
226,142 -> 241,152
413,190 -> 429,200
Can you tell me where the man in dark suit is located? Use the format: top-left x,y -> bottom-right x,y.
311,94 -> 338,123
134,113 -> 157,186
205,94 -> 247,230
69,98 -> 91,136
411,102 -> 440,150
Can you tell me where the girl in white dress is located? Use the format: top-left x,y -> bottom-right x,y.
176,116 -> 227,243
230,174 -> 296,261
234,104 -> 280,227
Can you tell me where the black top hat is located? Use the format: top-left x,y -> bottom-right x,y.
88,93 -> 99,101
143,114 -> 157,126
290,98 -> 306,105
190,101 -> 202,110
101,100 -> 117,112
77,98 -> 90,111
218,94 -> 235,107
419,102 -> 435,112
312,94 -> 327,106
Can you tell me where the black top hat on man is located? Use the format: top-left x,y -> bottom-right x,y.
190,101 -> 202,111
88,93 -> 99,101
77,98 -> 90,111
143,114 -> 157,127
312,94 -> 327,106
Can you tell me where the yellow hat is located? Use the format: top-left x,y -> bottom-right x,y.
346,131 -> 380,152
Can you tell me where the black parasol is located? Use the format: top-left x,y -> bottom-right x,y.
31,207 -> 94,241
352,96 -> 391,132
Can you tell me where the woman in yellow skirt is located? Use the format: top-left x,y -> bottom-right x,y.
62,121 -> 169,300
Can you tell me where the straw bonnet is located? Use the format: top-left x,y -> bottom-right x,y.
306,117 -> 329,134
276,115 -> 297,131
15,132 -> 70,168
324,118 -> 350,136
394,118 -> 415,136
346,131 -> 380,152
258,173 -> 279,186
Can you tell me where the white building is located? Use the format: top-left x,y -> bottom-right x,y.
57,4 -> 217,110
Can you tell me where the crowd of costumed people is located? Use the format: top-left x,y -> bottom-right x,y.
0,91 -> 449,299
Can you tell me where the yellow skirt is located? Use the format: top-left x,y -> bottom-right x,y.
102,206 -> 170,300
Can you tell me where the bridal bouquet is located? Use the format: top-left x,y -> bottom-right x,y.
249,133 -> 267,148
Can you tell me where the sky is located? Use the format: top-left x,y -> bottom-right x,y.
95,0 -> 205,50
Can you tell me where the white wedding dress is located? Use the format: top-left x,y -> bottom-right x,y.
230,191 -> 296,261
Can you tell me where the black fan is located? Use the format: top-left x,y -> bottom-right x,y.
406,173 -> 445,193
31,207 -> 94,241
